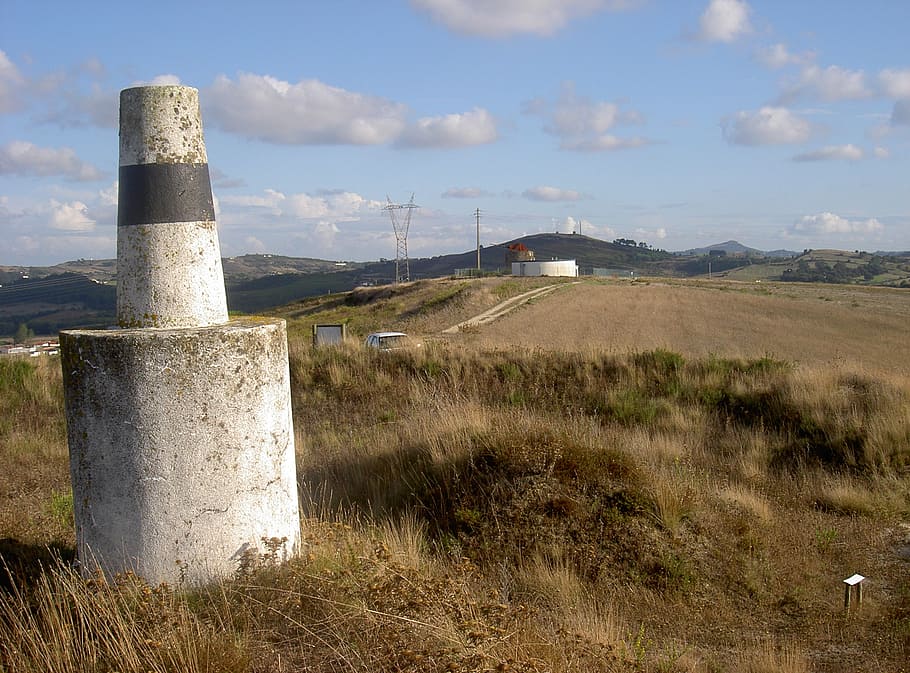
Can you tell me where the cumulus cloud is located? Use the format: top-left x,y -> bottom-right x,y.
442,187 -> 492,198
561,134 -> 651,151
50,200 -> 96,232
756,43 -> 813,69
873,146 -> 889,159
135,74 -> 182,86
634,227 -> 668,241
0,141 -> 104,180
790,212 -> 883,237
522,186 -> 586,202
792,144 -> 864,162
410,0 -> 641,38
781,65 -> 872,103
243,236 -> 267,253
525,82 -> 650,152
697,0 -> 752,43
722,106 -> 812,145
879,68 -> 910,99
0,50 -> 26,113
398,107 -> 498,148
204,73 -> 408,145
221,188 -> 382,221
219,188 -> 287,214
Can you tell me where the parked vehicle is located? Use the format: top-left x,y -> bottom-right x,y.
364,331 -> 418,351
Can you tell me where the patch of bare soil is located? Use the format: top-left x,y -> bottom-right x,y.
457,280 -> 910,374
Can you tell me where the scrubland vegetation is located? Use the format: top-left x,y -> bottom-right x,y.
1,279 -> 908,672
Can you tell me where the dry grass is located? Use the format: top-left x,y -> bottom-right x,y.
2,277 -> 909,672
465,280 -> 910,376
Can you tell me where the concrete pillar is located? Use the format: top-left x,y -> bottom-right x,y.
60,85 -> 300,584
116,86 -> 227,329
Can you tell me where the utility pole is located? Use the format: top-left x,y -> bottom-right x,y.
475,208 -> 481,271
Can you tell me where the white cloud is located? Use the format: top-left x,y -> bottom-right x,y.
697,0 -> 752,43
892,100 -> 910,126
756,43 -> 813,69
790,212 -> 883,236
398,107 -> 498,148
410,0 -> 641,38
873,146 -> 889,159
50,200 -> 96,232
221,188 -> 382,221
722,106 -> 812,145
134,74 -> 182,86
561,134 -> 650,151
0,141 -> 104,181
792,144 -> 864,162
311,220 -> 341,248
220,188 -> 287,214
523,186 -> 586,202
442,187 -> 491,198
243,236 -> 267,253
782,65 -> 872,103
634,227 -> 668,242
525,82 -> 650,152
878,68 -> 910,99
204,73 -> 408,145
0,50 -> 26,113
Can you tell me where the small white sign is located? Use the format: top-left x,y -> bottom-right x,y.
843,574 -> 865,586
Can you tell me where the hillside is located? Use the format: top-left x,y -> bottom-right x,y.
3,238 -> 908,337
0,273 -> 116,336
1,275 -> 908,672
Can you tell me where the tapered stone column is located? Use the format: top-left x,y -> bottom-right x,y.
60,85 -> 300,584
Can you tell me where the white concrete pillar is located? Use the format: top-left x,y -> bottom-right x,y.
116,86 -> 228,329
60,85 -> 300,584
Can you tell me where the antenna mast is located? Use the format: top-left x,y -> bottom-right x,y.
383,193 -> 419,283
475,207 -> 482,271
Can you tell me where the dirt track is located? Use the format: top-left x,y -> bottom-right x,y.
454,280 -> 910,374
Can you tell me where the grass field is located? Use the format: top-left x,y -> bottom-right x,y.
1,276 -> 908,672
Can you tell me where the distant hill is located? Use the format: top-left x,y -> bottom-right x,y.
3,236 -> 906,336
227,233 -> 673,312
0,273 -> 116,336
677,240 -> 797,258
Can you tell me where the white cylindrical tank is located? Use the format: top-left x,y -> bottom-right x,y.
512,259 -> 578,277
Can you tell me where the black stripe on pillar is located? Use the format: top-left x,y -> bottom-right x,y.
118,163 -> 215,226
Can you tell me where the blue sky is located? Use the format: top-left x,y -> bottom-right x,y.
2,0 -> 908,265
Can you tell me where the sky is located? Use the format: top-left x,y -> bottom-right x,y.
1,0 -> 908,266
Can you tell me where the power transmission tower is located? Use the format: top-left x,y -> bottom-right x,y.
383,194 -> 418,283
474,208 -> 482,271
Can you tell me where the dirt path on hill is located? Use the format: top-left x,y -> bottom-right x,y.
449,280 -> 910,374
441,283 -> 577,334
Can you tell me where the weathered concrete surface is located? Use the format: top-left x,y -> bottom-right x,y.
116,221 -> 227,329
119,86 -> 208,166
61,318 -> 300,584
116,85 -> 227,329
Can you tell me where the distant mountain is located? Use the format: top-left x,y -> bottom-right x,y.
676,240 -> 797,258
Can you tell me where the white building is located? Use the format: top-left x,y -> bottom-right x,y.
511,259 -> 578,277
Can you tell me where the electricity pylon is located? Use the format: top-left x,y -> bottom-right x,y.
383,194 -> 418,283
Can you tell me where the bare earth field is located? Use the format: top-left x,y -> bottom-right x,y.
457,279 -> 910,375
